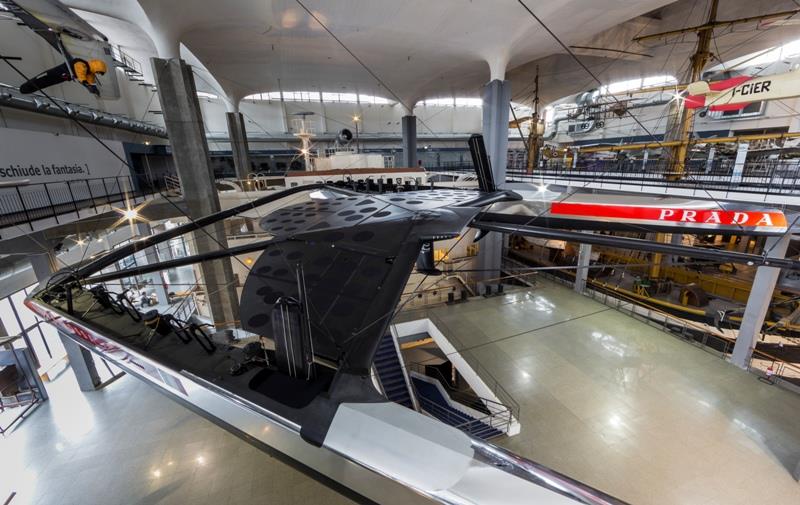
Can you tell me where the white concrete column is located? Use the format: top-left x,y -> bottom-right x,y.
477,78 -> 512,286
482,79 -> 511,185
731,233 -> 791,368
731,142 -> 748,183
575,243 -> 592,294
30,252 -> 101,391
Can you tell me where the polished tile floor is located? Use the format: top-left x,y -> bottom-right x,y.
0,371 -> 354,505
4,279 -> 800,505
415,280 -> 800,505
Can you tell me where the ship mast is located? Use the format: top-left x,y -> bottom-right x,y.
526,66 -> 541,174
292,113 -> 316,172
633,0 -> 800,179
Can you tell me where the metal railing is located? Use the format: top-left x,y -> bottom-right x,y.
406,362 -> 510,414
410,366 -> 512,435
423,311 -> 521,422
415,391 -> 512,438
508,158 -> 800,196
536,267 -> 800,392
0,175 -> 153,237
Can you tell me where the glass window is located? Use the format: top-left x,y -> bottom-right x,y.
0,297 -> 21,335
455,97 -> 482,107
40,323 -> 65,357
10,290 -> 36,330
26,325 -> 51,360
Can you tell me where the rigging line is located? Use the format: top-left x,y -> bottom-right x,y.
293,0 -> 441,140
75,90 -> 159,272
515,0 -> 747,234
1,55 -> 255,281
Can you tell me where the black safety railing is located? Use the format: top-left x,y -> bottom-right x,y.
424,312 -> 521,422
508,158 -> 800,196
523,261 -> 800,392
0,175 -> 154,237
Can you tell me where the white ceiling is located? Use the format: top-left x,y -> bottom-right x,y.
53,0 -> 800,107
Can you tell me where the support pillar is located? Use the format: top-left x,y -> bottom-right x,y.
736,236 -> 751,253
730,234 -> 791,369
575,244 -> 592,294
731,142 -> 749,183
136,224 -> 169,306
226,112 -> 251,180
482,79 -> 511,184
669,233 -> 683,264
401,115 -> 417,168
30,253 -> 101,391
152,57 -> 239,328
477,79 -> 512,286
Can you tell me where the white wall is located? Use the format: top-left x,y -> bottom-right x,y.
0,127 -> 131,184
200,97 -> 484,138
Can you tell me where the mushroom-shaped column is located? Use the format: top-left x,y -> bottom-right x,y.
482,54 -> 511,185
477,55 -> 511,290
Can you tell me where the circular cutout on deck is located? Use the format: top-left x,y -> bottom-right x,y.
286,251 -> 304,261
359,207 -> 377,213
345,215 -> 361,222
248,314 -> 270,327
338,210 -> 355,216
374,211 -> 391,218
406,200 -> 423,205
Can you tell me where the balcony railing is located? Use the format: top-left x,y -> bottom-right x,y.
508,158 -> 800,196
0,175 -> 153,238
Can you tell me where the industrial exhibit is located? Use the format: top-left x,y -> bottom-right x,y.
1,1 -> 800,504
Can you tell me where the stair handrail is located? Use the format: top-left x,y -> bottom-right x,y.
425,311 -> 521,420
414,384 -> 512,436
408,362 -> 509,416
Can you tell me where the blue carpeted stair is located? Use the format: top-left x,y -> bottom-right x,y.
411,376 -> 503,440
374,334 -> 413,408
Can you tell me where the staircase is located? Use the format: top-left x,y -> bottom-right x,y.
111,46 -> 155,88
373,334 -> 413,408
411,376 -> 503,440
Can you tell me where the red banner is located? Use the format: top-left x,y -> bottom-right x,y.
550,202 -> 787,229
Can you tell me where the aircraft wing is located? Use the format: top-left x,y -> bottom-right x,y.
0,0 -> 64,53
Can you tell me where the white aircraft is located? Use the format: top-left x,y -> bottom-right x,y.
684,69 -> 800,112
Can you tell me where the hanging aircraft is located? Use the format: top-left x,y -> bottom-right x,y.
684,69 -> 800,112
1,0 -> 119,98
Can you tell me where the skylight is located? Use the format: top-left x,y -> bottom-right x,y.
244,91 -> 392,104
600,75 -> 677,94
